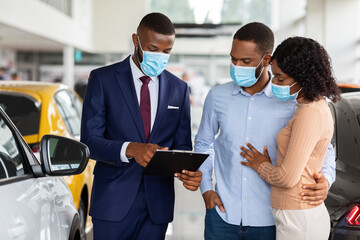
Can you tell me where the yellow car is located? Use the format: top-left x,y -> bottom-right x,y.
0,81 -> 94,238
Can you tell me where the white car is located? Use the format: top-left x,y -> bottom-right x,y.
0,106 -> 89,240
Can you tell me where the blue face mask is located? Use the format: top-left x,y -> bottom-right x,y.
137,36 -> 170,77
230,55 -> 265,87
271,80 -> 302,101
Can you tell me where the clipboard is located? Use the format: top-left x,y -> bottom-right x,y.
143,150 -> 209,176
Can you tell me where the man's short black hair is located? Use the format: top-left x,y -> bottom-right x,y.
233,22 -> 274,55
138,12 -> 175,35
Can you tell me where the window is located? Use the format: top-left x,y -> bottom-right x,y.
346,96 -> 360,127
0,116 -> 25,180
0,93 -> 40,136
68,90 -> 83,116
38,0 -> 72,17
149,0 -> 271,24
54,90 -> 81,137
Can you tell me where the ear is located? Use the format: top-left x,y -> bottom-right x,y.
263,54 -> 272,66
132,33 -> 139,48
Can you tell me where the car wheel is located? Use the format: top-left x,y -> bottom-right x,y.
78,198 -> 86,240
69,213 -> 81,240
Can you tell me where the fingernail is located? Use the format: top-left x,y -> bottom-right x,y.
302,197 -> 307,200
174,174 -> 178,177
300,193 -> 304,196
302,186 -> 307,189
182,170 -> 186,174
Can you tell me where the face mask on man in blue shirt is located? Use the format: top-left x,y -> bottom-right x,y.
230,55 -> 265,87
136,35 -> 170,77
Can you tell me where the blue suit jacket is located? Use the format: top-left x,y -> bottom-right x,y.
80,56 -> 192,224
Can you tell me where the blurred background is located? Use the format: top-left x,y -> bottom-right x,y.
0,0 -> 359,239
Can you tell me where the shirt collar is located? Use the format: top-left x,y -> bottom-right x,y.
232,71 -> 273,98
263,80 -> 273,97
129,54 -> 156,82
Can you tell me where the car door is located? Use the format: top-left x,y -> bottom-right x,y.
0,109 -> 64,239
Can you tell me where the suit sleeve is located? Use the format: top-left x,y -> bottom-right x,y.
171,85 -> 192,151
80,70 -> 125,167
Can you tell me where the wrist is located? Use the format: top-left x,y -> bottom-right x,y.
202,190 -> 213,197
322,173 -> 332,189
126,142 -> 135,158
254,161 -> 263,172
256,160 -> 268,170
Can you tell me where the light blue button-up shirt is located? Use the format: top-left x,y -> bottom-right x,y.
195,80 -> 335,226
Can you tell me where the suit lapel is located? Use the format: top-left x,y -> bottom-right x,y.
149,72 -> 172,142
115,57 -> 145,142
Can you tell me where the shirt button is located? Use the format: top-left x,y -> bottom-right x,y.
250,98 -> 254,101
244,178 -> 247,181
248,116 -> 252,120
245,137 -> 249,140
243,197 -> 246,201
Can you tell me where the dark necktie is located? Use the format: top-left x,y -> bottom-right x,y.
140,76 -> 151,142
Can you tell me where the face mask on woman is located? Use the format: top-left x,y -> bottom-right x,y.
137,36 -> 170,77
230,55 -> 265,87
271,79 -> 302,101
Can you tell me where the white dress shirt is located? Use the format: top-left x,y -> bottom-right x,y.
120,55 -> 159,163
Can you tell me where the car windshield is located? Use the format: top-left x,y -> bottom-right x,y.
0,93 -> 40,136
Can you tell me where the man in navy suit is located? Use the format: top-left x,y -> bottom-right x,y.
81,13 -> 202,240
